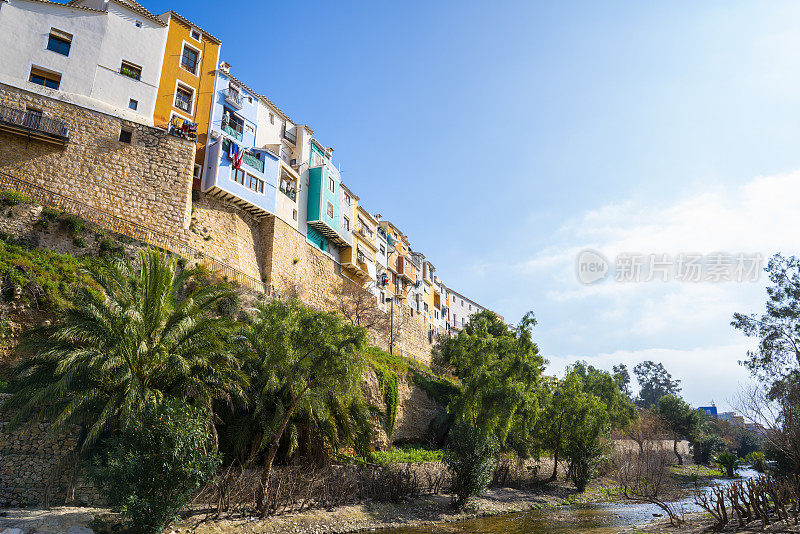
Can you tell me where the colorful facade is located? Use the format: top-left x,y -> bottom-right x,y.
0,0 -> 496,333
200,70 -> 280,218
153,11 -> 221,189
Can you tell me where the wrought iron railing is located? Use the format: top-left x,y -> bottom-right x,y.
0,171 -> 268,294
0,103 -> 69,141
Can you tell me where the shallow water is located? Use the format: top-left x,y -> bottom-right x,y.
384,469 -> 758,534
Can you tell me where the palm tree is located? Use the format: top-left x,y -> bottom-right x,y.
3,248 -> 244,450
222,299 -> 369,515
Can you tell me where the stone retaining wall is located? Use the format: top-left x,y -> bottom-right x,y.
0,395 -> 100,507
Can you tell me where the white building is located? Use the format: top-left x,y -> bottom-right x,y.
0,0 -> 168,125
447,287 -> 485,333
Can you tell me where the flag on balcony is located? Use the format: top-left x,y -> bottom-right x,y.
229,142 -> 244,170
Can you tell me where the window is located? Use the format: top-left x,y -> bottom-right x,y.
469,304 -> 472,310
46,30 -> 71,56
248,174 -> 265,194
343,216 -> 350,231
344,192 -> 351,205
424,303 -> 429,312
269,112 -> 274,125
29,67 -> 61,89
435,310 -> 439,319
232,168 -> 246,185
380,245 -> 386,256
181,45 -> 199,74
193,164 -> 201,180
327,177 -> 335,193
452,295 -> 456,302
174,85 -> 193,112
190,29 -> 201,41
119,128 -> 132,143
326,201 -> 334,219
135,20 -> 142,28
461,299 -> 464,306
292,209 -> 298,221
223,107 -> 243,134
119,61 -> 141,80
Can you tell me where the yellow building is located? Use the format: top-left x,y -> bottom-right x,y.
342,203 -> 379,282
154,11 -> 221,189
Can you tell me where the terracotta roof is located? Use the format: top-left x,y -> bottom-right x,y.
162,10 -> 222,44
20,0 -> 105,13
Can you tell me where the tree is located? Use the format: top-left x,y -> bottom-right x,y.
657,394 -> 700,465
445,421 -> 499,508
613,363 -> 632,397
232,299 -> 369,516
732,254 -> 800,382
541,362 -> 635,489
624,407 -> 667,454
3,248 -> 241,449
732,254 -> 800,475
433,311 -> 545,457
332,278 -> 387,333
633,361 -> 681,408
90,399 -> 220,533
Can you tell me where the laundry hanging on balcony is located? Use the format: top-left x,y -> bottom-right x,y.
386,233 -> 398,247
228,141 -> 244,170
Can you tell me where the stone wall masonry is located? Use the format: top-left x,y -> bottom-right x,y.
0,83 -> 195,236
259,215 -> 436,362
364,369 -> 444,449
181,194 -> 264,282
0,395 -> 100,507
0,83 -> 436,361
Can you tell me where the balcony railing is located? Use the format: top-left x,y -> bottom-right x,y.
224,87 -> 243,109
243,151 -> 264,173
222,124 -> 243,141
282,125 -> 297,144
279,186 -> 296,201
0,103 -> 69,143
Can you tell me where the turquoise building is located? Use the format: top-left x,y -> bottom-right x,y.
306,141 -> 346,250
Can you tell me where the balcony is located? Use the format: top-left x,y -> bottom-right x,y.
224,87 -> 243,109
282,125 -> 297,144
222,123 -> 243,141
279,184 -> 296,201
0,103 -> 69,144
243,151 -> 264,173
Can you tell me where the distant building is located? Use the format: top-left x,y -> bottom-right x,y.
698,405 -> 718,417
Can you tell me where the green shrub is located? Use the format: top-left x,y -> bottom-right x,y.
745,451 -> 766,473
90,399 -> 220,533
0,240 -> 96,310
445,422 -> 498,507
60,214 -> 85,236
98,237 -> 123,258
0,190 -> 34,207
714,450 -> 741,478
370,445 -> 443,466
38,207 -> 60,227
374,366 -> 399,433
73,237 -> 86,248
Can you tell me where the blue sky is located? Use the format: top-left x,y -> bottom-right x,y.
151,0 -> 800,408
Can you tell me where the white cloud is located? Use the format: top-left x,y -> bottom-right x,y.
492,171 -> 800,408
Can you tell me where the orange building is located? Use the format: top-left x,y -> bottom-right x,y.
154,11 -> 221,189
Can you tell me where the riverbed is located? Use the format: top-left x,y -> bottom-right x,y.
379,469 -> 759,534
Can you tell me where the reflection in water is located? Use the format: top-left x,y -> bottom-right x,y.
384,470 -> 758,534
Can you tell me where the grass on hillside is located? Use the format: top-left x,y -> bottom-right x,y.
0,238 -> 98,311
